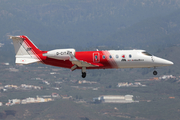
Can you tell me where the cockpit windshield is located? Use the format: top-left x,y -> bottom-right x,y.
142,52 -> 152,56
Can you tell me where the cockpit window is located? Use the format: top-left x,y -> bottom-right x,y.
142,52 -> 152,56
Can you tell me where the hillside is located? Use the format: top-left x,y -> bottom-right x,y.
0,1 -> 180,119
0,0 -> 180,47
105,9 -> 180,48
0,100 -> 111,120
0,43 -> 179,120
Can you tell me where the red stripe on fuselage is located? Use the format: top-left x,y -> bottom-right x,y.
41,51 -> 116,69
102,51 -> 118,68
42,57 -> 73,68
75,51 -> 114,69
20,39 -> 118,70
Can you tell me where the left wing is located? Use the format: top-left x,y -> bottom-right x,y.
69,52 -> 103,71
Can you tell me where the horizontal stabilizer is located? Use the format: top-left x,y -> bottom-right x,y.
16,57 -> 40,64
9,36 -> 24,41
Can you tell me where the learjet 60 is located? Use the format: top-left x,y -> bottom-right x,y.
10,35 -> 173,78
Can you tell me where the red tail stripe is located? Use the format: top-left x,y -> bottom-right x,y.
20,35 -> 43,62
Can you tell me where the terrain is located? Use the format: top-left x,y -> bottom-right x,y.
0,0 -> 180,120
0,0 -> 180,47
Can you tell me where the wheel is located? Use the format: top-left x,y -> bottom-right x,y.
153,71 -> 157,75
82,72 -> 86,78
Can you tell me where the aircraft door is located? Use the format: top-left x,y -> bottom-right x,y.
93,52 -> 100,62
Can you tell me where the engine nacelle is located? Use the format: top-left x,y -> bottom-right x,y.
43,49 -> 75,60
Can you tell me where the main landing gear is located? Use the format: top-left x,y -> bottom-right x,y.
81,67 -> 86,78
82,72 -> 86,78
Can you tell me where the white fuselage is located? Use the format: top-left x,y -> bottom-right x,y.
107,50 -> 173,68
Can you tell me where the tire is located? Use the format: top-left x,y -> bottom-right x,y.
82,72 -> 86,78
153,71 -> 157,75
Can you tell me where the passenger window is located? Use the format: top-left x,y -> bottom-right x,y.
102,55 -> 106,59
129,55 -> 132,58
109,55 -> 112,59
116,55 -> 119,59
95,55 -> 98,60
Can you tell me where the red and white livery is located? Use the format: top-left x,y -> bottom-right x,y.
10,35 -> 173,78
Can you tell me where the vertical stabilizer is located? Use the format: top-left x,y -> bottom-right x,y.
10,35 -> 42,64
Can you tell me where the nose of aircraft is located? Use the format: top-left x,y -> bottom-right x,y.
153,56 -> 174,66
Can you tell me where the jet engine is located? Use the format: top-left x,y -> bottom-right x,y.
43,49 -> 75,60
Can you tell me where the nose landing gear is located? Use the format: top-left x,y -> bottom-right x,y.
153,71 -> 158,75
153,67 -> 158,75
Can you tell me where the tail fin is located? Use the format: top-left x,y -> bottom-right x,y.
10,35 -> 42,64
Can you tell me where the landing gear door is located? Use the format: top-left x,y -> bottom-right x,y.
93,52 -> 100,62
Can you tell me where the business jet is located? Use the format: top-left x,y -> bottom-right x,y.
10,35 -> 173,78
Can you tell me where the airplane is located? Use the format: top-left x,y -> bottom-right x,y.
10,35 -> 173,78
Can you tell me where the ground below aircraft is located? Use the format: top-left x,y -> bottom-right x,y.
10,35 -> 173,78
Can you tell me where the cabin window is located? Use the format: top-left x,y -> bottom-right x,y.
116,55 -> 119,59
102,55 -> 106,59
109,55 -> 112,59
129,54 -> 132,58
142,52 -> 152,56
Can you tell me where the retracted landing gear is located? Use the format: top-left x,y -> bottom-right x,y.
81,67 -> 86,78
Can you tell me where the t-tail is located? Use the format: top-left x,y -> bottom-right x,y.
10,35 -> 42,64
